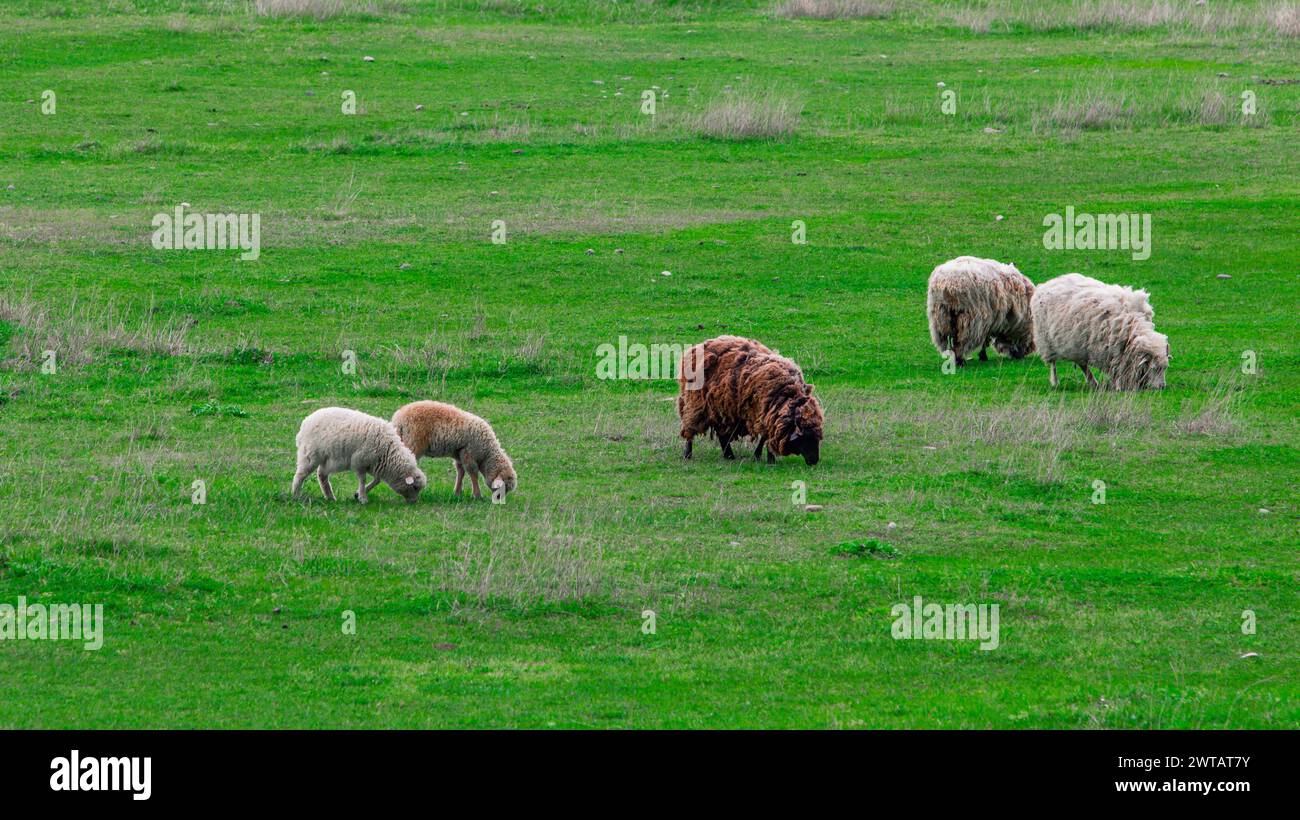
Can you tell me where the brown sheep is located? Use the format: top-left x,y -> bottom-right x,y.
677,335 -> 823,465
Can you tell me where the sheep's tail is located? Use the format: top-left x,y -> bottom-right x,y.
927,297 -> 958,355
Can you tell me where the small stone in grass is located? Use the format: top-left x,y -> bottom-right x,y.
273,606 -> 282,614
729,541 -> 741,547
1259,508 -> 1270,514
363,55 -> 375,62
995,214 -> 1004,221
415,104 -> 424,111
1239,652 -> 1260,659
586,248 -> 595,255
1216,273 -> 1232,279
804,504 -> 824,512
615,248 -> 624,254
887,521 -> 897,530
661,270 -> 672,277
399,262 -> 412,270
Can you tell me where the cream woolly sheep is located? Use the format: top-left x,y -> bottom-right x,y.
926,256 -> 1036,366
380,401 -> 517,500
292,407 -> 427,503
1031,273 -> 1169,390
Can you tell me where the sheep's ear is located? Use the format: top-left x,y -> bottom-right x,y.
405,476 -> 415,485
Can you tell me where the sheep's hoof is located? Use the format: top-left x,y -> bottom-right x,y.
978,349 -> 988,361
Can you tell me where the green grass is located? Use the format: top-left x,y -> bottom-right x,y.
0,0 -> 1296,728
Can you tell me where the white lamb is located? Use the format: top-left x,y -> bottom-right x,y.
1031,273 -> 1169,391
292,407 -> 427,503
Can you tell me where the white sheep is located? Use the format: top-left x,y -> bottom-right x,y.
379,400 -> 517,500
1031,273 -> 1169,390
292,407 -> 427,503
926,256 -> 1036,366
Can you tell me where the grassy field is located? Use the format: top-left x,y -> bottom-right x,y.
0,0 -> 1296,728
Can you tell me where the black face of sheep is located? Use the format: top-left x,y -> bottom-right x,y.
788,432 -> 820,466
993,335 -> 1034,360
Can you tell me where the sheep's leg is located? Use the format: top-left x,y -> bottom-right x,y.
355,471 -> 369,504
753,436 -> 766,461
354,474 -> 381,500
682,437 -> 693,459
1048,362 -> 1059,388
317,468 -> 336,501
453,460 -> 466,495
766,447 -> 776,464
1081,364 -> 1100,389
292,465 -> 311,498
719,433 -> 736,460
978,339 -> 989,362
462,457 -> 483,499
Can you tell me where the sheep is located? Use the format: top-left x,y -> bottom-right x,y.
677,335 -> 824,465
383,400 -> 517,500
926,256 -> 1036,366
1030,273 -> 1169,390
292,407 -> 427,503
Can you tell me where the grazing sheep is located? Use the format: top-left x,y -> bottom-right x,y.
384,401 -> 517,500
1031,273 -> 1169,390
292,407 -> 427,503
926,256 -> 1036,365
677,335 -> 824,465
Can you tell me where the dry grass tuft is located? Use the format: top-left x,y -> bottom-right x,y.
254,0 -> 403,19
1176,375 -> 1246,436
434,511 -> 612,611
771,0 -> 895,20
1032,89 -> 1135,134
942,0 -> 1300,36
1268,1 -> 1300,35
0,294 -> 191,371
691,91 -> 802,141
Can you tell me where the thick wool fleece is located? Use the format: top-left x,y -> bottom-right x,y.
926,256 -> 1036,365
1031,273 -> 1169,391
292,407 -> 426,503
677,335 -> 824,465
390,400 -> 516,498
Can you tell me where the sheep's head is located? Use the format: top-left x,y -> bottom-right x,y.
488,457 -> 517,500
772,385 -> 824,466
390,470 -> 427,503
1119,332 -> 1169,390
992,332 -> 1035,360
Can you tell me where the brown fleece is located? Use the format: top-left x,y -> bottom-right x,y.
677,335 -> 824,460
